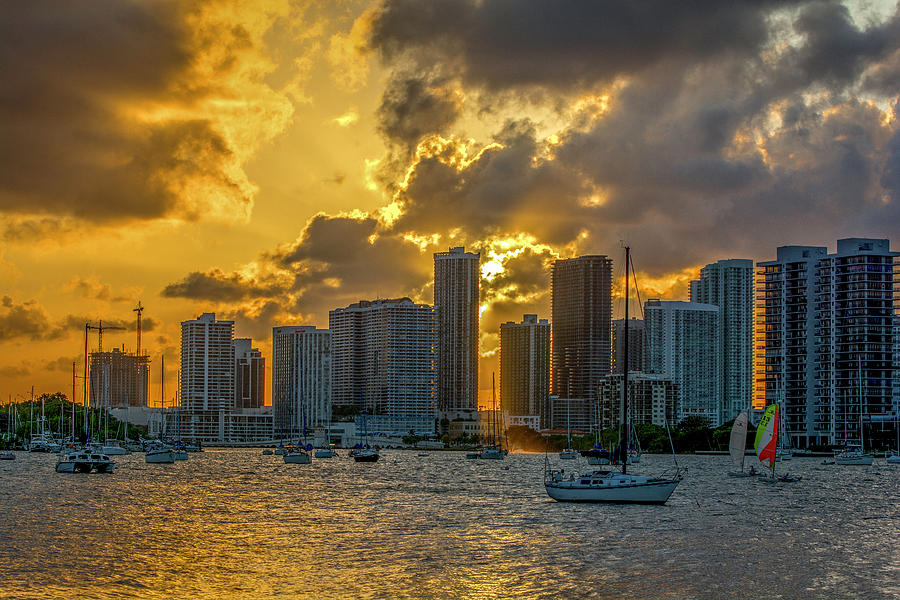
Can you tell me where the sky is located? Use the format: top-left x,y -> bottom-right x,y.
2,0 -> 899,407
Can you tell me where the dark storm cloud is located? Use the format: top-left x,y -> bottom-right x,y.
0,297 -> 64,341
0,1 -> 268,226
161,270 -> 285,302
390,120 -> 593,245
369,0 -> 790,92
377,73 -> 462,148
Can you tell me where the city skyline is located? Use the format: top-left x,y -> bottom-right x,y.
3,1 -> 900,409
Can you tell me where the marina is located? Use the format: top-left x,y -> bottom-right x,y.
1,449 -> 898,599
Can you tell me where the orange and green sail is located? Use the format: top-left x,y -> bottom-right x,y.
755,404 -> 779,467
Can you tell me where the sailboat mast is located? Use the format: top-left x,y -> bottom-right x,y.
622,246 -> 629,476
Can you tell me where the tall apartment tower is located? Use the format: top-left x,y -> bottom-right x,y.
756,239 -> 899,448
434,247 -> 480,416
499,314 -> 551,428
272,326 -> 332,439
551,255 -> 613,400
612,318 -> 644,375
89,348 -> 150,408
180,313 -> 235,414
234,338 -> 265,410
329,298 -> 436,434
690,259 -> 754,422
644,300 -> 720,425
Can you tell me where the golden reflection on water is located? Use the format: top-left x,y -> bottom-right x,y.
1,450 -> 898,599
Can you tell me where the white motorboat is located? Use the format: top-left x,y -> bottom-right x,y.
886,451 -> 900,465
145,447 -> 176,464
262,449 -> 274,455
545,470 -> 680,504
558,449 -> 579,460
0,451 -> 15,460
544,246 -> 681,504
283,449 -> 312,464
56,451 -> 114,473
479,446 -> 504,460
834,445 -> 873,465
100,442 -> 131,455
314,447 -> 337,458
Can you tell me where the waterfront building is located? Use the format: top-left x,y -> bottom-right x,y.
499,314 -> 550,429
597,372 -> 678,430
551,255 -> 613,402
179,313 -> 235,441
644,300 -> 720,425
234,338 -> 265,410
272,326 -> 332,440
612,318 -> 644,375
329,298 -> 436,435
434,246 -> 480,417
689,259 -> 754,422
755,238 -> 899,448
89,348 -> 150,408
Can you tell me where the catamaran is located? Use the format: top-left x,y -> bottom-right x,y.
755,404 -> 801,483
545,246 -> 682,504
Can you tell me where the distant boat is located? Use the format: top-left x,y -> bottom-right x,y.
350,408 -> 379,463
835,356 -> 874,465
145,445 -> 175,464
56,450 -> 114,474
314,447 -> 337,458
465,451 -> 479,459
417,452 -> 430,457
479,373 -> 505,460
262,449 -> 274,456
559,397 -> 577,460
0,451 -> 15,460
755,404 -> 800,483
727,412 -> 757,477
580,446 -> 610,465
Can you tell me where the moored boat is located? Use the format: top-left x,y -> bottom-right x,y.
834,445 -> 873,465
314,447 -> 337,458
56,451 -> 114,473
0,451 -> 15,460
145,446 -> 176,464
349,447 -> 379,462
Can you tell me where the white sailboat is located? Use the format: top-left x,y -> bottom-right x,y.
479,373 -> 505,460
545,246 -> 682,504
755,404 -> 801,483
558,397 -> 578,460
835,356 -> 873,465
727,412 -> 757,477
284,369 -> 312,464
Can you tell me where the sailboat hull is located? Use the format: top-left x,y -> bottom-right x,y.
545,478 -> 680,504
283,452 -> 312,464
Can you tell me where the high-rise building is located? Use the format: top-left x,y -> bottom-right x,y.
434,246 -> 479,416
272,326 -> 332,439
551,255 -> 613,400
612,318 -> 644,375
329,298 -> 436,435
644,300 -> 720,425
89,348 -> 150,408
180,313 -> 235,440
755,238 -> 899,448
690,259 -> 754,422
597,372 -> 678,429
234,338 -> 265,410
499,314 -> 550,429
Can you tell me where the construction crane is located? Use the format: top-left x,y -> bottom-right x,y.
86,319 -> 126,354
133,301 -> 144,356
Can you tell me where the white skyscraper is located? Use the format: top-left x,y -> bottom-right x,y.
434,247 -> 479,416
329,298 -> 436,435
644,300 -> 720,425
180,313 -> 235,440
690,258 -> 754,422
272,326 -> 332,440
756,238 -> 899,448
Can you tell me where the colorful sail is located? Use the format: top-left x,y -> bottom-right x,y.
729,411 -> 749,468
755,404 -> 779,467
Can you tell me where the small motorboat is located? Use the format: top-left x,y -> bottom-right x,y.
0,451 -> 15,460
417,452 -> 430,457
349,447 -> 379,462
56,451 -> 114,473
314,447 -> 337,458
822,459 -> 835,465
262,449 -> 274,455
284,449 -> 312,464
